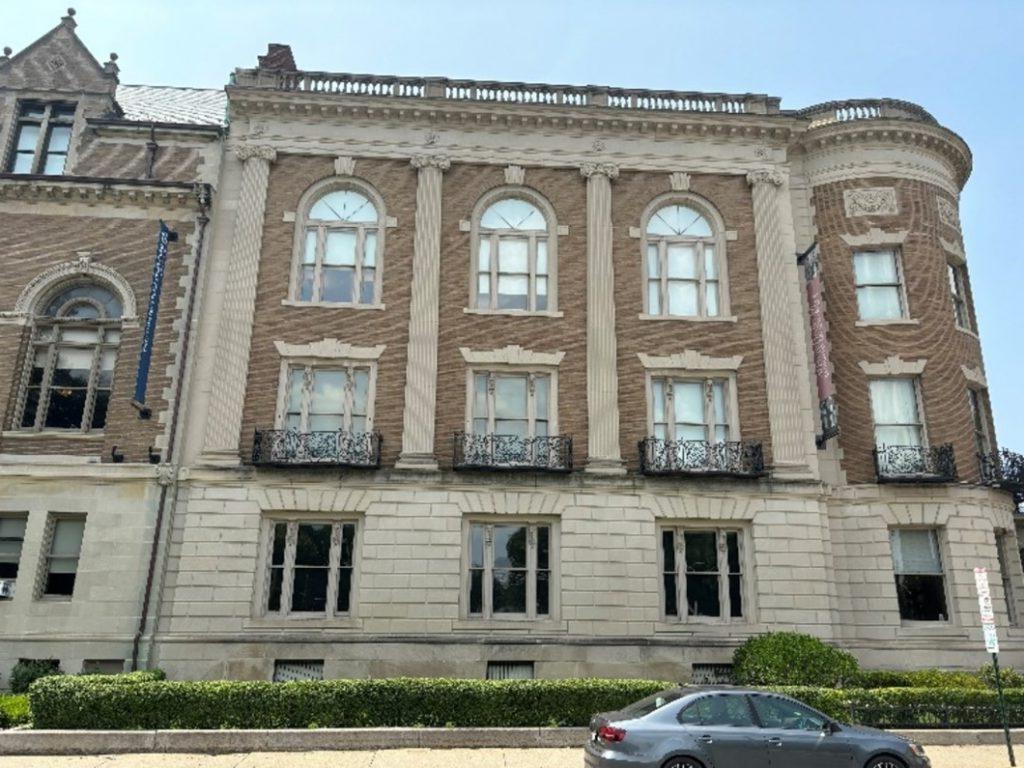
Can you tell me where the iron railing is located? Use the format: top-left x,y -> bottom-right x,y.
846,701 -> 1024,730
638,438 -> 765,478
251,429 -> 381,468
980,449 -> 1024,507
873,444 -> 957,483
453,432 -> 573,472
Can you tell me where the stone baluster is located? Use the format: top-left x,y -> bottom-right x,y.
747,168 -> 819,479
580,162 -> 625,474
396,154 -> 450,471
201,145 -> 276,464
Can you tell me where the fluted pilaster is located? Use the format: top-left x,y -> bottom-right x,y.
747,168 -> 819,479
201,145 -> 276,463
396,154 -> 450,470
581,162 -> 625,474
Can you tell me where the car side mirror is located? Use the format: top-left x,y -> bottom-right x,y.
822,721 -> 840,734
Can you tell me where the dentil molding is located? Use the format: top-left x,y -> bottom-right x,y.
638,350 -> 743,371
859,356 -> 927,376
460,345 -> 565,367
274,338 -> 386,360
843,187 -> 898,218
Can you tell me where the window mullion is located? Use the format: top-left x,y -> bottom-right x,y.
666,380 -> 676,442
31,109 -> 50,173
490,234 -> 499,308
487,373 -> 496,433
526,525 -> 537,619
704,379 -> 713,443
301,367 -> 313,432
281,522 -> 298,617
696,241 -> 707,317
325,523 -> 341,618
313,226 -> 326,302
354,226 -> 364,304
81,332 -> 103,432
659,240 -> 668,315
36,339 -> 59,431
528,235 -> 536,312
343,365 -> 354,432
677,529 -> 686,620
527,374 -> 536,439
484,525 -> 494,619
717,531 -> 729,620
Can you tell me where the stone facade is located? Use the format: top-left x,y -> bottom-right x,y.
0,15 -> 1019,687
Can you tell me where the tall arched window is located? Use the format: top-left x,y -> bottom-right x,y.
17,282 -> 123,432
293,184 -> 383,306
473,193 -> 556,312
642,197 -> 728,318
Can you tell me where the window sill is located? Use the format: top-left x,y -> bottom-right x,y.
36,594 -> 73,602
654,620 -> 754,633
855,318 -> 920,327
956,325 -> 980,341
463,308 -> 564,318
896,622 -> 966,638
452,617 -> 565,632
638,314 -> 738,323
244,616 -> 362,631
281,300 -> 386,311
2,430 -> 104,441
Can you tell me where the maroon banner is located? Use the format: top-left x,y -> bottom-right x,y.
799,244 -> 838,442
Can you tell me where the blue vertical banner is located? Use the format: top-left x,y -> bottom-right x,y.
134,221 -> 175,405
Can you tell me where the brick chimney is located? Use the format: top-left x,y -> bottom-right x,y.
257,44 -> 296,71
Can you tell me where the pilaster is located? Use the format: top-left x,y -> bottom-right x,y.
747,168 -> 819,480
396,154 -> 450,471
200,145 -> 276,465
581,162 -> 625,475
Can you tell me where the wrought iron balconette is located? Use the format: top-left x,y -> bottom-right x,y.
453,432 -> 573,472
874,444 -> 957,483
251,429 -> 381,468
980,449 -> 1024,505
638,438 -> 765,478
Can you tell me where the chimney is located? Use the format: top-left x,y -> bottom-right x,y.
258,44 -> 296,71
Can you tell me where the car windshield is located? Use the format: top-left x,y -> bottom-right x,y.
620,689 -> 685,718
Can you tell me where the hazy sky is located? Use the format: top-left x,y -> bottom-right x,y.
7,0 -> 1023,450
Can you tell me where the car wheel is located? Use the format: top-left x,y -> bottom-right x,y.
662,758 -> 705,768
865,757 -> 907,768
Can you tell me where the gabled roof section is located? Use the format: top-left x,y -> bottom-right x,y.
0,9 -> 117,95
115,85 -> 227,126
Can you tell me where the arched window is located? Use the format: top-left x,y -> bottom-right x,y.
18,281 -> 123,432
292,184 -> 383,306
473,193 -> 556,312
642,197 -> 728,318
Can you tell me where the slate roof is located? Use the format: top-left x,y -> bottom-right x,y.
114,84 -> 227,126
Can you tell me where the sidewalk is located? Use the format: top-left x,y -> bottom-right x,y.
0,746 -> 1018,768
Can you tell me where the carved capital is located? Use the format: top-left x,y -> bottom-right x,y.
235,144 -> 277,163
410,154 -> 451,171
746,168 -> 784,187
580,162 -> 619,180
155,465 -> 177,487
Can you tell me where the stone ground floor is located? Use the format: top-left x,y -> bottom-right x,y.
0,746 -> 1014,768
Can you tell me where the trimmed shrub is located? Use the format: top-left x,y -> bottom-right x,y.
979,663 -> 1024,689
29,675 -> 669,730
733,632 -> 859,687
0,694 -> 30,728
854,669 -> 987,690
9,660 -> 62,695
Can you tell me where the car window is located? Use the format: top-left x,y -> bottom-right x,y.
621,689 -> 685,718
678,695 -> 756,727
750,696 -> 827,731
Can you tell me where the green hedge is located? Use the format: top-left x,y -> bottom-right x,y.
0,695 -> 30,729
853,669 -> 989,690
29,675 -> 668,730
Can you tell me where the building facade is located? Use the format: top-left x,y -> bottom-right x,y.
0,13 -> 1021,686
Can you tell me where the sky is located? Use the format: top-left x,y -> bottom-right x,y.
6,0 -> 1023,450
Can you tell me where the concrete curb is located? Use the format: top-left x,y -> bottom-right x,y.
2,727 -> 1024,755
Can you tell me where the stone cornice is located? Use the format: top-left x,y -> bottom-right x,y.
460,345 -> 565,367
0,176 -> 204,211
638,350 -> 743,371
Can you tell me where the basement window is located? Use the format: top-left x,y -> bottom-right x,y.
273,660 -> 324,682
486,661 -> 534,680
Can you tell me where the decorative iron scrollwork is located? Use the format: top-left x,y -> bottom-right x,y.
638,438 -> 765,478
453,432 -> 573,473
980,449 -> 1024,508
873,444 -> 957,483
251,429 -> 381,468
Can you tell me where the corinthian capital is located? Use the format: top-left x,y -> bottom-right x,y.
746,168 -> 784,187
580,162 -> 619,180
235,144 -> 277,163
410,154 -> 452,171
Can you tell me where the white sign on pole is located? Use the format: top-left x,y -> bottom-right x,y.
975,567 -> 1000,653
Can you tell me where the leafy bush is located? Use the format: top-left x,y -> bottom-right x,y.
9,660 -> 62,695
979,663 -> 1024,689
733,632 -> 859,687
854,669 -> 987,690
0,695 -> 30,728
29,675 -> 669,730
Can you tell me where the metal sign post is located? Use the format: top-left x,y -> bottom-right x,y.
976,567 -> 1016,766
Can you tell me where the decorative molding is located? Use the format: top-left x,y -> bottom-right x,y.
0,178 -> 199,212
937,197 -> 961,230
580,162 -> 619,180
11,254 -> 139,324
746,168 -> 784,187
668,172 -> 691,191
859,356 -> 927,376
234,144 -> 277,163
638,350 -> 743,371
274,339 -> 386,361
940,236 -> 966,264
961,365 -> 987,389
504,165 -> 525,185
410,154 -> 451,171
460,345 -> 564,367
334,156 -> 356,175
840,228 -> 909,247
843,187 -> 898,217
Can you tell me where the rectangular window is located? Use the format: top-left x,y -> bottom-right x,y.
486,661 -> 535,680
6,102 -> 76,175
996,531 -> 1018,626
853,249 -> 906,320
82,659 -> 125,675
467,521 -> 552,619
869,378 -> 923,449
264,520 -> 356,618
662,528 -> 744,620
42,516 -> 85,598
282,364 -> 372,434
470,371 -> 552,438
968,388 -> 993,458
890,528 -> 948,621
948,263 -> 971,330
650,377 -> 731,444
273,660 -> 324,682
477,233 -> 549,311
0,515 -> 27,599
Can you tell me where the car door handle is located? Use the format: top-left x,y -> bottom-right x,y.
698,735 -> 713,744
766,736 -> 783,747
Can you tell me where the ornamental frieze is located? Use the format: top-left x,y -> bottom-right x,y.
843,187 -> 898,217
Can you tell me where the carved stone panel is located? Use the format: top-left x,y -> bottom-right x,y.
843,187 -> 898,218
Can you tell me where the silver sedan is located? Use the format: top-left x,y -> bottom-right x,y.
584,687 -> 930,768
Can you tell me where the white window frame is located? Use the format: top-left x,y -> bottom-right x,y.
464,367 -> 558,437
259,517 -> 360,620
995,530 -> 1019,627
659,525 -> 748,624
967,387 -> 994,459
639,193 -> 731,319
868,376 -> 929,450
852,248 -> 911,322
463,518 -> 557,621
889,527 -> 951,624
0,513 -> 28,600
275,359 -> 378,434
287,178 -> 387,308
467,187 -> 560,315
947,261 -> 972,331
645,372 -> 740,443
37,513 -> 86,601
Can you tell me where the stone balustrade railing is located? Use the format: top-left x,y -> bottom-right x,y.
798,98 -> 938,127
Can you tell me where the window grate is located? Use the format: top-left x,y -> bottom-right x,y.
486,661 -> 534,680
273,660 -> 324,682
691,663 -> 734,685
